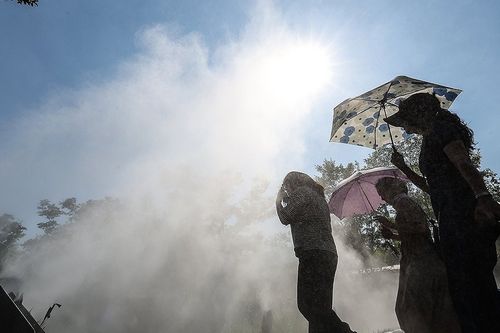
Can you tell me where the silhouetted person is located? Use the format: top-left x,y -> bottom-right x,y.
276,171 -> 356,333
375,177 -> 461,333
386,92 -> 500,332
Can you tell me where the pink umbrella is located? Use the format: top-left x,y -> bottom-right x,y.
328,167 -> 408,219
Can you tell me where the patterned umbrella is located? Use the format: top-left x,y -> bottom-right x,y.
329,76 -> 462,149
328,167 -> 408,219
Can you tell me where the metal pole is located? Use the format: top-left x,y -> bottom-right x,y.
381,80 -> 397,152
357,180 -> 375,212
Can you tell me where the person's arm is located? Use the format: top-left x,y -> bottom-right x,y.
376,200 -> 428,234
381,225 -> 401,241
443,140 -> 500,224
374,215 -> 399,234
276,186 -> 311,225
276,187 -> 291,225
374,216 -> 401,240
443,140 -> 488,195
391,150 -> 430,193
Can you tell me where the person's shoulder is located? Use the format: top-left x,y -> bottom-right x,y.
431,118 -> 454,132
394,195 -> 417,211
396,196 -> 426,217
291,185 -> 324,202
291,185 -> 315,195
396,195 -> 417,207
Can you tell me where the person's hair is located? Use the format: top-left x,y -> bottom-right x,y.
282,171 -> 325,197
399,92 -> 441,114
375,177 -> 408,195
400,93 -> 474,151
435,109 -> 474,151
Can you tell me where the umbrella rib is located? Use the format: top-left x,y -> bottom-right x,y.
355,81 -> 392,100
357,178 -> 379,185
350,97 -> 382,103
334,181 -> 357,218
385,101 -> 399,107
337,80 -> 393,114
358,180 -> 375,212
385,79 -> 459,105
394,86 -> 436,99
330,168 -> 408,218
332,102 -> 375,139
351,105 -> 378,120
354,104 -> 377,116
351,83 -> 449,120
332,77 -> 461,149
382,79 -> 396,101
389,79 -> 436,98
335,101 -> 376,119
332,179 -> 357,197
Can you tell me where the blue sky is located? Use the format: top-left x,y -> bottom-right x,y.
1,0 -> 500,234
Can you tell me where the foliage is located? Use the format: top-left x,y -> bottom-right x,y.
315,160 -> 359,197
474,148 -> 500,202
22,197 -> 119,254
365,136 -> 434,218
36,197 -> 80,235
0,213 -> 26,269
9,193 -> 303,332
37,199 -> 62,234
13,0 -> 38,6
60,197 -> 80,215
315,158 -> 397,263
316,139 -> 426,265
316,135 -> 500,265
0,214 -> 26,247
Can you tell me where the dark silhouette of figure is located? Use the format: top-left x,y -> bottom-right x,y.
385,93 -> 500,332
276,171 -> 356,333
375,177 -> 461,333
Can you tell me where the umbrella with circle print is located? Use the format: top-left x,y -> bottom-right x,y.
329,75 -> 462,149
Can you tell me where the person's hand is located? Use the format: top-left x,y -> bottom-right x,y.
475,195 -> 500,228
374,215 -> 391,228
380,226 -> 394,239
391,150 -> 407,169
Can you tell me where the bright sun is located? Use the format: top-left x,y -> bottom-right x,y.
261,38 -> 333,101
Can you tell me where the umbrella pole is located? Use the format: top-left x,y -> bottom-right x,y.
382,104 -> 396,152
380,80 -> 396,152
357,180 -> 375,212
361,176 -> 400,257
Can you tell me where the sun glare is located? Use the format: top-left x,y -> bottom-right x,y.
262,38 -> 333,101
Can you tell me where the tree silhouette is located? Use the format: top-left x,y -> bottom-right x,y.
316,136 -> 500,265
13,0 -> 38,6
0,213 -> 26,268
37,199 -> 62,235
0,214 -> 26,248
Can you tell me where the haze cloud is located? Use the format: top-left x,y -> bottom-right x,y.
0,6 -> 327,211
0,5 -> 398,333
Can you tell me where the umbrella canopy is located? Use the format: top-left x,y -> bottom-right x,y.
330,75 -> 462,149
328,167 -> 408,219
